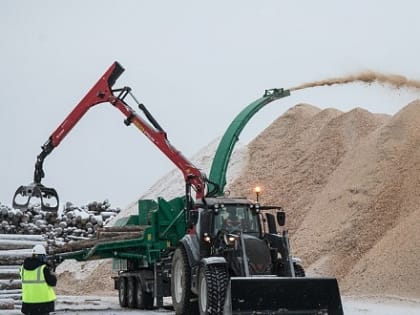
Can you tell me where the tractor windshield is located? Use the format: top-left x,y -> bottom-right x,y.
214,205 -> 260,235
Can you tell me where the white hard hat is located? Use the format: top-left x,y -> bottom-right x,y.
32,244 -> 46,255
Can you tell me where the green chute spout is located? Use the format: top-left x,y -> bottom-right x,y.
207,88 -> 290,197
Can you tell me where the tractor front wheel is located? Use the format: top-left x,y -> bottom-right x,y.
198,264 -> 228,315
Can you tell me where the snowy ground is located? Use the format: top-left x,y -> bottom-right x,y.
4,295 -> 420,315
342,296 -> 420,315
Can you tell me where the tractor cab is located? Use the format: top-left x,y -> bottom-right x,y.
213,204 -> 260,235
195,197 -> 286,244
195,198 -> 287,277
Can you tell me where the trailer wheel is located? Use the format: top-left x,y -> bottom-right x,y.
135,278 -> 154,310
127,276 -> 136,308
171,247 -> 198,315
198,264 -> 228,315
118,276 -> 128,307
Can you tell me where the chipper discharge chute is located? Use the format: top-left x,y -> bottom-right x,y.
230,277 -> 343,314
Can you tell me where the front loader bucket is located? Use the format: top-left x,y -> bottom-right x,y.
13,184 -> 59,212
230,277 -> 343,315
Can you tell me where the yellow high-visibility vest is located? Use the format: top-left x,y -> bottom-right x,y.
20,265 -> 56,303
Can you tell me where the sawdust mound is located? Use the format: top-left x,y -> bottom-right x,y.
229,100 -> 420,298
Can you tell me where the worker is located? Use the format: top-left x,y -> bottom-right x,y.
224,209 -> 242,231
20,244 -> 57,315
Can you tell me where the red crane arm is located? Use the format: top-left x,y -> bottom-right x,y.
110,96 -> 206,199
37,62 -> 206,199
49,62 -> 124,147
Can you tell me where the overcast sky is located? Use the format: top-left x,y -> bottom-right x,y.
1,1 -> 420,209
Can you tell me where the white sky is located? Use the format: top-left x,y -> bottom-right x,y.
1,0 -> 420,209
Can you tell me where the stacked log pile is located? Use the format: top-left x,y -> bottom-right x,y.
0,200 -> 120,242
0,235 -> 40,310
0,200 -> 121,310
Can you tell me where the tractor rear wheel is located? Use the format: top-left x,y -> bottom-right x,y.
171,247 -> 198,315
198,264 -> 228,315
118,276 -> 128,307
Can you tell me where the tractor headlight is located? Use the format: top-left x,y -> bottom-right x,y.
223,234 -> 238,247
203,233 -> 211,243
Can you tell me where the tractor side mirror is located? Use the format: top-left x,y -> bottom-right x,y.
277,211 -> 286,226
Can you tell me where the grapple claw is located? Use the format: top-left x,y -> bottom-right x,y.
12,184 -> 59,212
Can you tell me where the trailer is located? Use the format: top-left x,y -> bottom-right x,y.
52,196 -> 187,309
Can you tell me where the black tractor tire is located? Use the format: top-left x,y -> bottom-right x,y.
171,247 -> 198,315
135,278 -> 154,310
198,264 -> 228,315
293,263 -> 306,277
118,276 -> 128,307
127,276 -> 136,308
